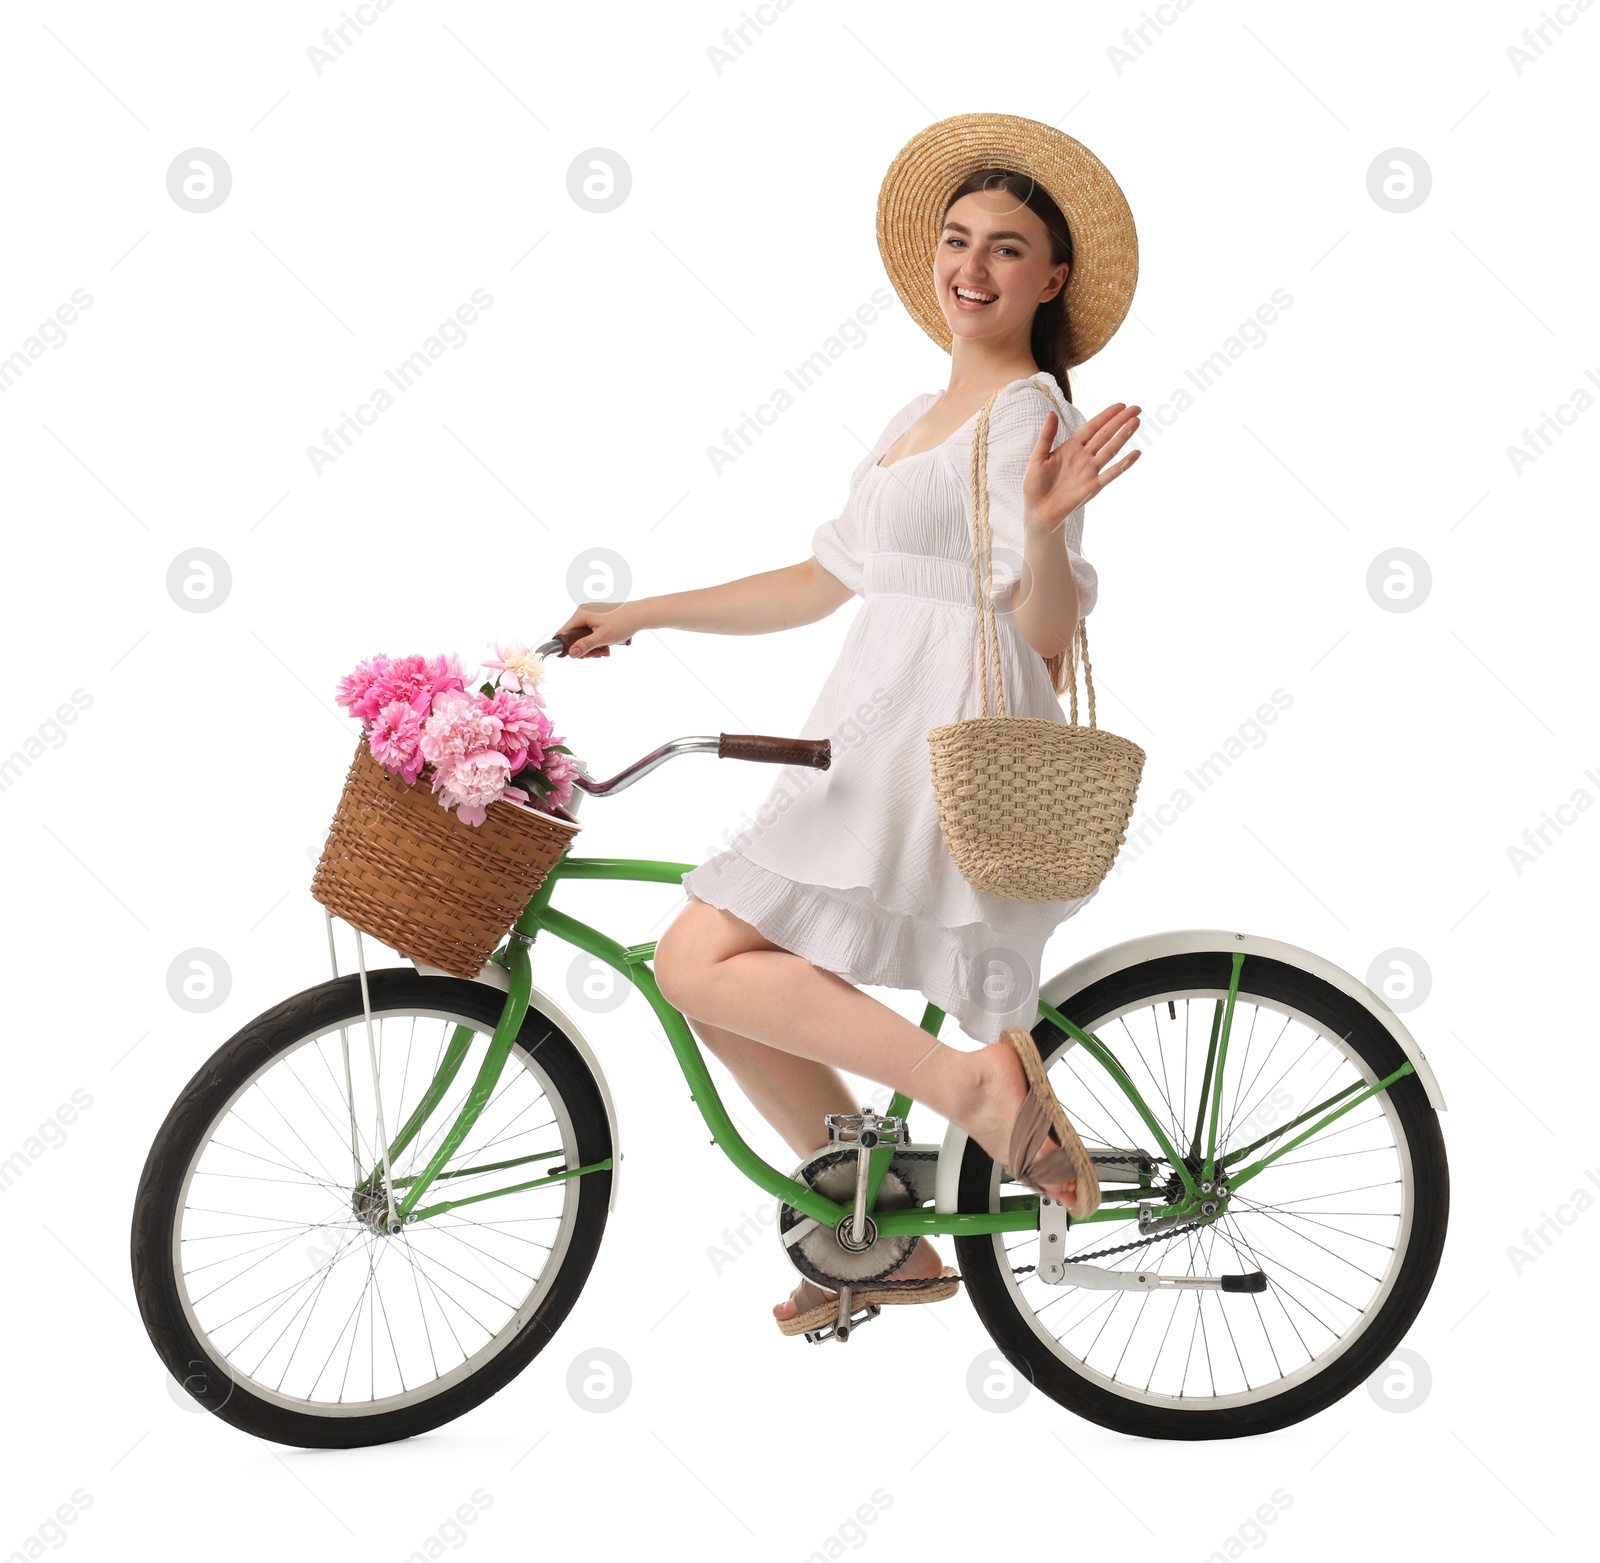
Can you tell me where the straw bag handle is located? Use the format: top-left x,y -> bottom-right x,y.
965,375 -> 1100,728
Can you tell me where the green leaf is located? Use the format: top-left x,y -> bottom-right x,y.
509,765 -> 552,795
479,681 -> 496,698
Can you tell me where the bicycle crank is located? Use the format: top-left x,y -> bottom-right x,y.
777,1117 -> 957,1345
776,1137 -> 925,1291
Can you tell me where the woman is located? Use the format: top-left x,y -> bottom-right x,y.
555,113 -> 1143,1335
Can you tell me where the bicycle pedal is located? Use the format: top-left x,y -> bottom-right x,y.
824,1109 -> 907,1149
803,1301 -> 882,1345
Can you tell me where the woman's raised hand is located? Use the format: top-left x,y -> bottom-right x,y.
1021,402 -> 1142,536
553,600 -> 641,658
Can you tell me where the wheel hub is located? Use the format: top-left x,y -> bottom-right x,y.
351,1182 -> 398,1235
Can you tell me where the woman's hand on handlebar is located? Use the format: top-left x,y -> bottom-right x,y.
554,600 -> 646,658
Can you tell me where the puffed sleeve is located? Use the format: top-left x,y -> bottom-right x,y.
811,479 -> 865,597
954,377 -> 1099,617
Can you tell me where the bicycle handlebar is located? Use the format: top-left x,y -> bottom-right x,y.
537,627 -> 830,800
716,733 -> 831,769
565,732 -> 830,800
536,628 -> 633,659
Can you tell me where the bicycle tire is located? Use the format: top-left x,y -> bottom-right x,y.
955,950 -> 1449,1439
131,969 -> 613,1448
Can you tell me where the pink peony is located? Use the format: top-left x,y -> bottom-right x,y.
481,688 -> 548,773
362,652 -> 467,720
336,654 -> 393,718
432,750 -> 516,826
541,748 -> 580,810
369,700 -> 427,784
419,689 -> 502,765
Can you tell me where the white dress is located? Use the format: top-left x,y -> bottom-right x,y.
680,372 -> 1102,1044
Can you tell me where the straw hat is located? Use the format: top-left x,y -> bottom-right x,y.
876,112 -> 1138,369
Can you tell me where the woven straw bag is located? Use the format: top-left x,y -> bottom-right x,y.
311,737 -> 580,978
926,377 -> 1146,901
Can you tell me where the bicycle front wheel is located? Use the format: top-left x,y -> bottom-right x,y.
131,969 -> 613,1448
955,948 -> 1448,1439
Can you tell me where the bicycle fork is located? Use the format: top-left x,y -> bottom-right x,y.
330,922 -> 608,1234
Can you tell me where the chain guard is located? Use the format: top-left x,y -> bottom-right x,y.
778,1148 -> 929,1287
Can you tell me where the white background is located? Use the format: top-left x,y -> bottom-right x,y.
1,0 -> 1593,1556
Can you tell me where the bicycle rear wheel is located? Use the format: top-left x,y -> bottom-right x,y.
955,949 -> 1448,1439
131,969 -> 612,1447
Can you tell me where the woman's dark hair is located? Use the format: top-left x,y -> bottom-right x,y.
943,168 -> 1075,402
944,169 -> 1081,697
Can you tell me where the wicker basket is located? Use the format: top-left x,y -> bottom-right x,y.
928,658 -> 1146,900
311,738 -> 581,977
927,377 -> 1146,902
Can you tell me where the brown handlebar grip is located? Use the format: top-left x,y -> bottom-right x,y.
718,733 -> 832,770
551,627 -> 633,657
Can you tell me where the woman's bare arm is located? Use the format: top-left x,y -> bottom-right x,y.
1014,399 -> 1141,658
1012,529 -> 1083,659
554,558 -> 853,656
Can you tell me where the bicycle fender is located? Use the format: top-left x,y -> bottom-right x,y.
410,959 -> 622,1213
933,928 -> 1446,1216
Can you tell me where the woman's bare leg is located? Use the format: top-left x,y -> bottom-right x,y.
657,896 -> 1079,1321
655,898 -> 1079,1207
686,1015 -> 949,1320
684,1015 -> 856,1158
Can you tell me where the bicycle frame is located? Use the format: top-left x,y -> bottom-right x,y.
358,854 -> 1417,1240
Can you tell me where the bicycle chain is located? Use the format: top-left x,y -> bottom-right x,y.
1010,1152 -> 1212,1271
1011,1216 -> 1209,1273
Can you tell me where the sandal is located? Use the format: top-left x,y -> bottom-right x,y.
775,1268 -> 961,1337
1000,1024 -> 1101,1221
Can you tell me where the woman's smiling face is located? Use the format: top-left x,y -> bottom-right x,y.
933,186 -> 1068,351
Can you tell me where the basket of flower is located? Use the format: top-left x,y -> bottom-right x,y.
311,641 -> 583,979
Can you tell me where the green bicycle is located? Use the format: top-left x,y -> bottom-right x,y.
131,634 -> 1450,1448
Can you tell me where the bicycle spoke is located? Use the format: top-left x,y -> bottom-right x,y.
287,1049 -> 380,1181
1124,1008 -> 1185,1152
1141,1226 -> 1203,1393
1215,1004 -> 1266,1149
186,1208 -> 350,1311
1212,1211 -> 1285,1380
400,1228 -> 443,1385
1219,1009 -> 1294,1149
223,1106 -> 351,1192
1269,1144 -> 1398,1169
1050,1051 -> 1134,1153
1214,1210 -> 1313,1360
1229,1195 -> 1389,1282
1232,1191 -> 1399,1251
246,1229 -> 361,1387
182,1222 -> 322,1241
1215,1210 -> 1338,1345
183,1219 -> 349,1279
247,1076 -> 346,1191
392,1230 -> 474,1366
427,1208 -> 555,1258
233,1225 -> 369,1366
204,1137 -> 349,1193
